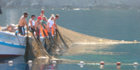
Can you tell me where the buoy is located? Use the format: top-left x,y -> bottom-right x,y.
28,60 -> 32,69
78,61 -> 85,68
100,61 -> 104,69
52,60 -> 57,67
116,62 -> 121,69
28,60 -> 32,67
80,61 -> 85,64
52,60 -> 57,64
133,62 -> 139,66
28,60 -> 32,64
8,60 -> 13,66
133,62 -> 139,69
116,62 -> 121,65
100,61 -> 104,65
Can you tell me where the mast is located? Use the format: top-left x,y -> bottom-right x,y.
0,6 -> 2,14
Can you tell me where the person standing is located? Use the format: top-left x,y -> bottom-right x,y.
47,14 -> 55,37
39,9 -> 49,37
54,14 -> 59,29
29,15 -> 36,33
18,12 -> 28,36
35,16 -> 41,40
40,9 -> 48,22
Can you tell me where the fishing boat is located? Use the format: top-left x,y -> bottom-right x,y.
0,25 -> 68,59
0,25 -> 26,58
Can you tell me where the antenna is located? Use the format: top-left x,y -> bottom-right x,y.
0,6 -> 2,14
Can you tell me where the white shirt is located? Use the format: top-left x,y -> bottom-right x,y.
29,19 -> 35,26
48,19 -> 54,28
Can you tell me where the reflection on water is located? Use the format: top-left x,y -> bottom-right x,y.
63,44 -> 118,55
0,44 -> 140,70
60,44 -> 140,63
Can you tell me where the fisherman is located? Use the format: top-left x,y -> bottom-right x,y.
49,14 -> 59,38
40,16 -> 49,37
40,9 -> 48,22
29,15 -> 36,33
47,14 -> 55,37
54,14 -> 59,30
35,16 -> 42,40
18,12 -> 28,36
39,9 -> 49,38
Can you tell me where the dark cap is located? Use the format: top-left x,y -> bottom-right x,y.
24,12 -> 28,15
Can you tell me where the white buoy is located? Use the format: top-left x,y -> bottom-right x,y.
80,61 -> 85,64
133,62 -> 139,69
52,60 -> 57,64
133,62 -> 139,66
8,60 -> 13,66
28,60 -> 32,64
78,61 -> 85,68
52,60 -> 57,67
28,60 -> 32,67
100,61 -> 104,69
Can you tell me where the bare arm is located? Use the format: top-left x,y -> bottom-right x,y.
24,19 -> 29,30
47,22 -> 50,31
54,19 -> 57,29
35,21 -> 38,30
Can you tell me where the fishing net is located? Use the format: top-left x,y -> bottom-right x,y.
24,32 -> 50,62
24,25 -> 70,62
45,29 -> 69,56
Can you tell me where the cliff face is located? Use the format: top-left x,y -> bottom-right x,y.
0,0 -> 140,8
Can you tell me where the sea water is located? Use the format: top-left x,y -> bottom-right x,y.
0,8 -> 140,70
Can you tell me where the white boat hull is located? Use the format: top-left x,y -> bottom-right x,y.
0,31 -> 26,57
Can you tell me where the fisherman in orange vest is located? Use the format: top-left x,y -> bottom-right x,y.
40,16 -> 49,38
35,16 -> 49,40
39,9 -> 49,38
